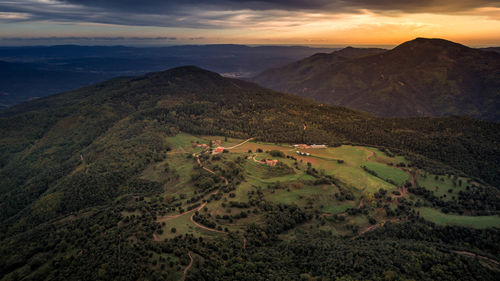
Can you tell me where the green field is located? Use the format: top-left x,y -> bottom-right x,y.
232,143 -> 402,192
152,135 -> 500,239
364,162 -> 409,186
322,202 -> 355,214
157,213 -> 213,240
166,133 -> 207,152
265,185 -> 336,206
418,208 -> 500,229
417,173 -> 468,201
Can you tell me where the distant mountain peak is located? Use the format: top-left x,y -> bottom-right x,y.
332,46 -> 387,58
145,65 -> 225,83
253,38 -> 500,121
158,65 -> 217,75
394,37 -> 470,52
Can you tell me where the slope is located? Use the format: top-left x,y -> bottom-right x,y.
254,38 -> 500,121
1,66 -> 500,281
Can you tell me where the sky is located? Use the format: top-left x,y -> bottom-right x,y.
0,0 -> 499,46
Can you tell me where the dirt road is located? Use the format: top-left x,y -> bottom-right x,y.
454,251 -> 500,267
225,137 -> 255,150
392,186 -> 408,198
182,252 -> 194,281
190,213 -> 227,234
196,155 -> 229,185
360,147 -> 375,161
152,233 -> 160,241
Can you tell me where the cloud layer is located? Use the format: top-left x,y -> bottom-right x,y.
0,0 -> 499,45
1,0 -> 499,28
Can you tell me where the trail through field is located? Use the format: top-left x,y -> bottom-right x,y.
152,233 -> 160,241
357,199 -> 363,209
354,218 -> 404,239
190,213 -> 227,234
157,201 -> 209,222
392,186 -> 408,199
251,155 -> 262,163
182,252 -> 194,281
180,154 -> 228,233
157,209 -> 197,222
225,137 -> 255,149
196,155 -> 229,185
358,224 -> 378,236
360,147 -> 375,161
392,169 -> 415,199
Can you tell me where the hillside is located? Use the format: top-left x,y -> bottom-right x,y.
0,44 -> 336,108
253,38 -> 500,121
1,66 -> 500,280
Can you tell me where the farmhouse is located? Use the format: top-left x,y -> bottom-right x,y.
310,144 -> 327,148
193,143 -> 209,149
213,146 -> 225,154
260,159 -> 278,166
211,139 -> 222,146
293,144 -> 328,149
294,144 -> 311,149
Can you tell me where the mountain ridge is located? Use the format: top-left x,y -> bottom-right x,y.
253,38 -> 500,121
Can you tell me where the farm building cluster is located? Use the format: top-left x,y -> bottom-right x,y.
293,144 -> 327,149
212,147 -> 225,154
192,140 -> 222,149
261,159 -> 278,166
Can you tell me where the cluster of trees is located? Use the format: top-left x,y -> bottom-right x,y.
409,184 -> 500,215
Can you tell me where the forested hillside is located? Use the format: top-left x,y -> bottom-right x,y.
1,66 -> 499,280
0,44 -> 336,108
254,38 -> 500,121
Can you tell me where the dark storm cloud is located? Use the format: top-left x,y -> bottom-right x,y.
59,0 -> 500,13
0,0 -> 499,28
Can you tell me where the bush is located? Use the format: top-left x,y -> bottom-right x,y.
269,150 -> 285,157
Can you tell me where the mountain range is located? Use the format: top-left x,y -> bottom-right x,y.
0,44 -> 336,108
253,38 -> 500,121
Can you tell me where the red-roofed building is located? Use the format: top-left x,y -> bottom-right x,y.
213,147 -> 225,154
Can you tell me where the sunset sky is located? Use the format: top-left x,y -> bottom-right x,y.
0,0 -> 499,46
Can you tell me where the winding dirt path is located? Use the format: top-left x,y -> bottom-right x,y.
454,251 -> 500,267
360,147 -> 375,161
196,155 -> 229,185
182,252 -> 194,281
392,168 -> 416,199
152,233 -> 160,241
392,186 -> 408,199
357,199 -> 364,209
358,224 -> 378,236
190,213 -> 227,234
354,218 -> 404,239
